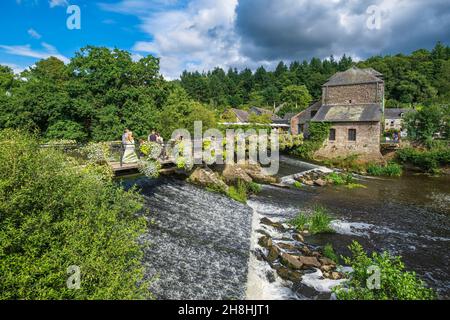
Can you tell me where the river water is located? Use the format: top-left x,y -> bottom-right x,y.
122,156 -> 450,300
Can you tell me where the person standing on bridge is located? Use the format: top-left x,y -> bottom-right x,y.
148,130 -> 157,142
122,131 -> 139,164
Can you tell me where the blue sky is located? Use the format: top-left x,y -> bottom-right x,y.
1,0 -> 449,79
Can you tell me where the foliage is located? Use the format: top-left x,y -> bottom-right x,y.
367,163 -> 403,177
396,145 -> 450,172
247,181 -> 262,194
323,154 -> 366,173
289,206 -> 334,234
279,133 -> 303,152
326,172 -> 354,185
404,104 -> 450,145
293,181 -> 303,189
248,112 -> 272,124
81,142 -> 112,164
138,159 -> 161,178
322,244 -> 339,263
278,85 -> 313,117
292,122 -> 331,159
226,179 -> 248,203
45,120 -> 88,142
140,141 -> 162,160
0,129 -> 150,299
333,241 -> 436,300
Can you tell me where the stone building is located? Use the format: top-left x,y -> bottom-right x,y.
221,106 -> 290,131
290,67 -> 384,160
384,108 -> 411,132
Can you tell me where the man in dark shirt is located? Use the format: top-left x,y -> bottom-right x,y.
148,130 -> 157,142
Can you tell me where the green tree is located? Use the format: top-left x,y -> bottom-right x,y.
279,85 -> 312,117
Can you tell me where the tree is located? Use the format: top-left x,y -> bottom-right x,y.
279,85 -> 312,117
404,104 -> 449,144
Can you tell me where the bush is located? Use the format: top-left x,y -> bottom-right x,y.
367,162 -> 403,177
293,181 -> 303,189
0,129 -> 150,299
292,122 -> 331,159
333,241 -> 436,300
396,146 -> 450,172
289,206 -> 334,234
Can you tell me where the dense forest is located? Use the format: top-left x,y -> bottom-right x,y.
179,42 -> 450,112
0,42 -> 449,141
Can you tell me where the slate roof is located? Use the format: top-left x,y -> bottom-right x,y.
384,108 -> 414,119
323,67 -> 383,87
249,106 -> 282,120
230,108 -> 249,122
292,101 -> 323,124
311,104 -> 382,122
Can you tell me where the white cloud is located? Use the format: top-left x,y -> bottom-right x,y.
0,62 -> 27,74
27,28 -> 42,39
0,43 -> 69,64
49,0 -> 69,8
125,0 -> 241,79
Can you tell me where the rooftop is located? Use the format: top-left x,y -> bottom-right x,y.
311,104 -> 382,122
323,67 -> 383,87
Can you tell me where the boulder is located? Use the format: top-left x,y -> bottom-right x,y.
330,272 -> 342,280
319,257 -> 336,266
188,167 -> 228,192
222,164 -> 252,185
258,236 -> 272,248
320,265 -> 333,272
297,256 -> 321,269
314,178 -> 327,187
293,233 -> 305,242
277,242 -> 298,251
301,245 -> 312,256
266,245 -> 280,263
280,253 -> 303,270
240,163 -> 278,184
260,217 -> 285,231
276,267 -> 302,283
303,179 -> 315,186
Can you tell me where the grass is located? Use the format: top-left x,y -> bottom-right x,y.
367,162 -> 403,177
247,181 -> 262,194
226,179 -> 248,203
289,206 -> 335,235
322,243 -> 339,263
293,181 -> 303,189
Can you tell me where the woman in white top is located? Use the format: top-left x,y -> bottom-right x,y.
122,131 -> 139,164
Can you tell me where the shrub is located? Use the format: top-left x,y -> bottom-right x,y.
396,146 -> 450,172
333,241 -> 436,300
247,181 -> 262,194
367,162 -> 403,177
322,244 -> 339,263
292,122 -> 331,159
289,206 -> 334,234
0,129 -> 150,299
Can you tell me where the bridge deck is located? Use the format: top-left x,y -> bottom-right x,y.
109,158 -> 176,174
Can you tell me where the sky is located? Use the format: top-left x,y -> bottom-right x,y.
1,0 -> 449,79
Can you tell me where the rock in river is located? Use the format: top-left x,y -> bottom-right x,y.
280,253 -> 303,269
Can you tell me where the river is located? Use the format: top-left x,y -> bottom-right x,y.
122,156 -> 450,300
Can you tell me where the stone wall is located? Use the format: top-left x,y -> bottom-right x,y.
314,122 -> 382,160
323,83 -> 384,105
384,118 -> 403,131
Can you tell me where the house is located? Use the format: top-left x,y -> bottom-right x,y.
290,67 -> 384,159
384,108 -> 412,132
221,107 -> 290,131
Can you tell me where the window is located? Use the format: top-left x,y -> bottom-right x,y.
390,121 -> 395,126
349,99 -> 352,104
348,129 -> 356,141
311,111 -> 317,118
329,128 -> 336,141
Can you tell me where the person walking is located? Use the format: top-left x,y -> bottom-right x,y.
148,130 -> 157,142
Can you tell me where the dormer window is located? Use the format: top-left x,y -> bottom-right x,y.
349,100 -> 352,104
